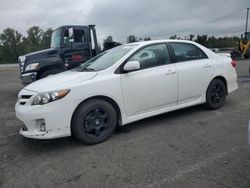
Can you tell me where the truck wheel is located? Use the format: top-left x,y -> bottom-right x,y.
244,49 -> 250,59
244,54 -> 249,59
40,69 -> 62,79
72,99 -> 117,144
204,79 -> 227,110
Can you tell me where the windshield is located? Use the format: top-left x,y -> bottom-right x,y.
50,29 -> 62,48
77,44 -> 137,71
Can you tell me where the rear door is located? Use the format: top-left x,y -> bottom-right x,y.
170,42 -> 214,104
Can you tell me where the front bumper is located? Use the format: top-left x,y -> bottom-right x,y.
20,72 -> 37,85
15,89 -> 73,139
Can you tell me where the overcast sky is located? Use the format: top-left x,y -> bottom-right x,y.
0,0 -> 249,43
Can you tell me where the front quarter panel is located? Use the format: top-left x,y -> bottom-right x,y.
69,70 -> 126,125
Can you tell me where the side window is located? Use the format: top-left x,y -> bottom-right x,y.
171,43 -> 207,62
73,29 -> 85,43
63,29 -> 86,45
197,48 -> 207,59
63,30 -> 70,45
129,44 -> 170,70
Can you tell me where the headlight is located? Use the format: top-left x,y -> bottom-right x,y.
31,89 -> 70,105
25,63 -> 39,71
19,56 -> 26,62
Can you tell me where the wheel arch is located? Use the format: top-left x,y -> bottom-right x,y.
209,75 -> 228,94
70,95 -> 122,134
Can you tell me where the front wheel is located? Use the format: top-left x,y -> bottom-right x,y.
205,79 -> 227,110
71,99 -> 117,144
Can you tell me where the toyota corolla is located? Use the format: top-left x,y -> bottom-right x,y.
15,40 -> 238,144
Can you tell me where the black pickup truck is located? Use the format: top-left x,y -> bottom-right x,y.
18,25 -> 101,85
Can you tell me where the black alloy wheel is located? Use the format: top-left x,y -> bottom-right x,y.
205,79 -> 227,110
72,99 -> 117,144
83,108 -> 111,138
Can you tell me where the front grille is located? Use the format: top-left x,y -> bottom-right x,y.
19,95 -> 32,105
21,95 -> 31,99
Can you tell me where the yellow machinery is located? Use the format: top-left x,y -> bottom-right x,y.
239,32 -> 250,59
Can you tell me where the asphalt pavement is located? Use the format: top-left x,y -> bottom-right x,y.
0,60 -> 250,188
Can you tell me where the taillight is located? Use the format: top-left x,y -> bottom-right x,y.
231,60 -> 237,68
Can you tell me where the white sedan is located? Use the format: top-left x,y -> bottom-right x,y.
15,40 -> 238,144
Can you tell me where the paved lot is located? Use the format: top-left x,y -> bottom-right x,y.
0,60 -> 250,188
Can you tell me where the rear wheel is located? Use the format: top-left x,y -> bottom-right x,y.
72,99 -> 117,144
205,79 -> 227,110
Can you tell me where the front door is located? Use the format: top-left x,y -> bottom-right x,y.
63,28 -> 92,70
121,44 -> 178,117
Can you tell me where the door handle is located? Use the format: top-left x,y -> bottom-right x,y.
204,64 -> 212,68
165,70 -> 176,75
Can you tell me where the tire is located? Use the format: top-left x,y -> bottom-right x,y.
205,79 -> 227,110
244,49 -> 250,59
231,52 -> 238,58
244,54 -> 249,59
40,69 -> 62,79
71,99 -> 117,144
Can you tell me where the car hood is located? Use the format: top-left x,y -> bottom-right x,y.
24,70 -> 98,93
24,48 -> 59,63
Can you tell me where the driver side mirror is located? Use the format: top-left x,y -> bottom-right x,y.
68,28 -> 74,43
124,61 -> 140,72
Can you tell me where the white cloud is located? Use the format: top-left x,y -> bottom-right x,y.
0,0 -> 249,43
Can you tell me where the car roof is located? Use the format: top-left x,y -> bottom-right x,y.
129,39 -> 198,46
123,39 -> 216,58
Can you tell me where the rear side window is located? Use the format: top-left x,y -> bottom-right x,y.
171,43 -> 207,62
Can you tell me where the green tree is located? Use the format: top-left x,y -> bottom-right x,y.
195,35 -> 208,46
104,36 -> 113,43
24,26 -> 43,52
169,35 -> 177,39
144,37 -> 151,41
0,28 -> 23,63
194,35 -> 240,48
189,34 -> 195,41
41,28 -> 53,49
127,35 -> 137,43
103,35 -> 113,47
103,35 -> 121,51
